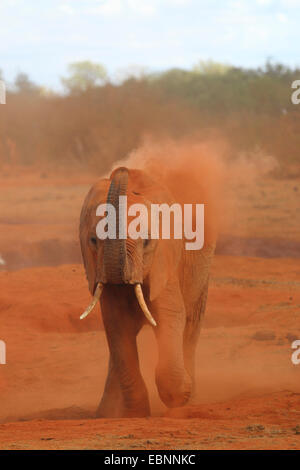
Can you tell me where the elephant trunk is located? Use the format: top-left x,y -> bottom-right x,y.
102,167 -> 129,284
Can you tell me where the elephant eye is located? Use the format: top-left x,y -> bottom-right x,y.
90,236 -> 97,246
143,238 -> 151,248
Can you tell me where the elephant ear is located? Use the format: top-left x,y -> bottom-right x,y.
149,238 -> 182,302
81,243 -> 97,294
80,202 -> 97,295
79,179 -> 109,295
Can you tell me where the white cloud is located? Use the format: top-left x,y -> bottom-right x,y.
60,0 -> 193,18
277,12 -> 288,22
84,0 -> 123,16
58,3 -> 75,15
164,0 -> 192,5
256,0 -> 273,6
127,0 -> 156,16
280,0 -> 300,6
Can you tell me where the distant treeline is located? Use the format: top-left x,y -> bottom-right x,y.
0,61 -> 299,173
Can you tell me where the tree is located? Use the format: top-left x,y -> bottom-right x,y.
14,72 -> 40,94
114,65 -> 148,84
61,61 -> 107,93
193,60 -> 231,75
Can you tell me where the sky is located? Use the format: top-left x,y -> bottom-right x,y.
1,0 -> 300,90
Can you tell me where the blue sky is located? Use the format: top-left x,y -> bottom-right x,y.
1,0 -> 300,89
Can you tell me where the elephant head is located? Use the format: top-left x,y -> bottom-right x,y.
79,166 -> 194,417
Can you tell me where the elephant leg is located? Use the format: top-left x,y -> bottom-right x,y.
96,355 -> 123,418
100,285 -> 150,418
153,277 -> 192,408
183,316 -> 201,403
183,280 -> 209,402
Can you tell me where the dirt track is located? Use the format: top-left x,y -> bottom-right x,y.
0,255 -> 299,449
0,391 -> 300,450
0,168 -> 299,450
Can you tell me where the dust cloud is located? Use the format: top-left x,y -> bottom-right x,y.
115,136 -> 278,243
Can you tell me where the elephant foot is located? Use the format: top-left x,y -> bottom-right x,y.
188,383 -> 197,405
96,403 -> 150,419
120,393 -> 151,418
96,391 -> 150,419
95,385 -> 124,418
95,402 -> 122,419
156,367 -> 192,409
121,405 -> 151,418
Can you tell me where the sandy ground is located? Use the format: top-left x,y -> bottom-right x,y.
0,168 -> 299,450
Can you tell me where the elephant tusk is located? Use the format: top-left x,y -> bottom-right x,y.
80,283 -> 103,320
134,284 -> 157,327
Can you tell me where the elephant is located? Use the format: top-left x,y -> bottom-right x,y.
79,166 -> 215,418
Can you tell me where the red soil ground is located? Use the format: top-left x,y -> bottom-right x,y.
0,168 -> 299,450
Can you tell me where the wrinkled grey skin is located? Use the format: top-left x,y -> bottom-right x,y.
79,167 -> 215,418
